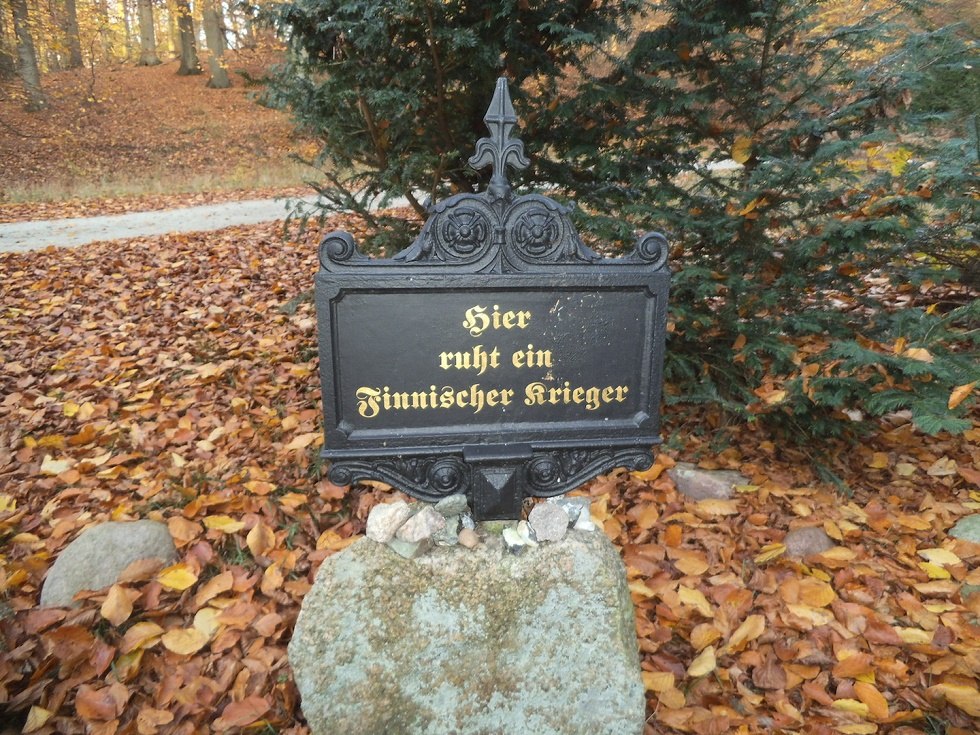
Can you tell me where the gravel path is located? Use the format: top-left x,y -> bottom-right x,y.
0,196 -> 317,253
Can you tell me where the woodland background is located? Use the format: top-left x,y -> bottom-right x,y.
1,0 -> 980,733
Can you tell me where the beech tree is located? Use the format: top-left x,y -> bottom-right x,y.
137,0 -> 161,65
8,0 -> 47,110
202,0 -> 229,87
175,0 -> 200,74
63,0 -> 83,68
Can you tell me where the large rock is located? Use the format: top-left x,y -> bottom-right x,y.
40,520 -> 177,607
668,462 -> 748,500
290,529 -> 645,735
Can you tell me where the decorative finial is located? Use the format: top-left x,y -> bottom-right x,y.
468,77 -> 529,202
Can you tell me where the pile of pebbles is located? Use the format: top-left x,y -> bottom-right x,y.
364,493 -> 597,559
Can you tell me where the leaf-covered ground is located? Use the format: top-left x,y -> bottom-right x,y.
0,51 -> 309,214
0,224 -> 978,734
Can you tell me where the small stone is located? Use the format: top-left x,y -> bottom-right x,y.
574,512 -> 596,532
517,520 -> 538,547
528,503 -> 570,542
434,494 -> 469,518
460,513 -> 476,530
949,515 -> 980,543
387,537 -> 430,559
668,462 -> 748,500
549,496 -> 588,525
502,527 -> 526,555
396,506 -> 446,543
432,515 -> 461,547
783,527 -> 834,559
458,528 -> 480,549
365,500 -> 413,544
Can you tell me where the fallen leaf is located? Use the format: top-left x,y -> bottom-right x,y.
927,682 -> 980,716
854,681 -> 889,720
203,515 -> 245,533
161,627 -> 209,655
724,614 -> 765,653
947,381 -> 976,409
100,584 -> 134,626
213,695 -> 271,729
156,562 -> 198,591
687,645 -> 716,678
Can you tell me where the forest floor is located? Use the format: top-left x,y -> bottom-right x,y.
0,218 -> 978,734
0,48 -> 311,221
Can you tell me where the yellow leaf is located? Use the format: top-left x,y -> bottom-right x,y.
896,627 -> 931,644
285,432 -> 321,451
120,621 -> 164,654
895,462 -> 917,477
632,463 -> 665,482
817,546 -> 857,561
732,135 -> 753,164
693,499 -> 739,516
0,494 -> 16,513
628,580 -> 656,598
690,623 -> 722,651
156,563 -> 198,591
678,586 -> 714,617
658,687 -> 686,709
687,645 -> 716,678
161,627 -> 209,655
723,614 -> 765,653
854,682 -> 889,720
786,603 -> 835,627
948,381 -> 976,410
101,584 -> 133,627
799,578 -> 837,608
315,530 -> 359,552
40,455 -> 74,476
193,607 -> 222,638
867,452 -> 889,469
24,705 -> 53,733
763,389 -> 787,405
642,671 -> 675,693
755,543 -> 786,564
917,548 -> 962,567
260,563 -> 284,595
673,554 -> 709,576
917,561 -> 951,580
244,480 -> 276,496
928,682 -> 980,716
903,347 -> 933,363
837,725 -> 878,734
832,699 -> 870,717
63,401 -> 80,417
203,515 -> 245,534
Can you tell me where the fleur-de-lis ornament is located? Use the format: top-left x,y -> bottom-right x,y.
468,77 -> 530,203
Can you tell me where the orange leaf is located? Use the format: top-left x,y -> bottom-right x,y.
854,681 -> 889,720
948,381 -> 976,410
214,696 -> 271,729
100,584 -> 134,627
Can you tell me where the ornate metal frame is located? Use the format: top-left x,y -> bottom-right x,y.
315,78 -> 670,520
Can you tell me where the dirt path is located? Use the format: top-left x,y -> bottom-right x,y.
0,196 -> 317,253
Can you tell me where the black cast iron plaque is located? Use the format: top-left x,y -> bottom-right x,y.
316,78 -> 670,520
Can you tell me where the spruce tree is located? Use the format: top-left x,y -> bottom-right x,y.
267,0 -> 978,439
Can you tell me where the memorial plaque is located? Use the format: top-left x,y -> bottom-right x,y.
316,78 -> 670,520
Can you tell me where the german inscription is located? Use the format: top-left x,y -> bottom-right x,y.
315,78 -> 670,520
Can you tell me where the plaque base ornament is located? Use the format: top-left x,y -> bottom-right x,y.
315,78 -> 670,520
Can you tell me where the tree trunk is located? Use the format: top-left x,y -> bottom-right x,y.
174,0 -> 200,74
10,0 -> 46,109
137,0 -> 160,65
63,0 -> 83,67
166,0 -> 180,56
121,0 -> 134,61
201,0 -> 227,87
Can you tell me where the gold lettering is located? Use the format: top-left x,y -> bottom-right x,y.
523,381 -> 630,411
439,345 -> 500,375
356,387 -> 381,418
462,305 -> 490,337
462,305 -> 531,337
